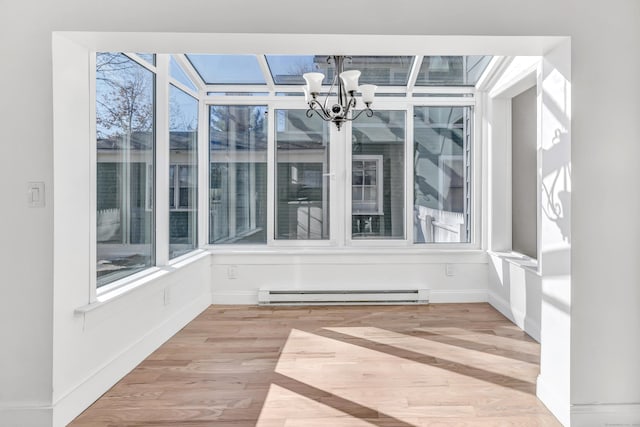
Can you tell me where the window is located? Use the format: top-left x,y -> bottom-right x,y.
352,156 -> 383,215
209,105 -> 268,244
275,110 -> 330,240
351,110 -> 405,240
93,53 -> 481,271
96,53 -> 155,286
413,106 -> 471,243
169,85 -> 198,259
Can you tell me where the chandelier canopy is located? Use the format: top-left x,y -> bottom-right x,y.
302,56 -> 377,131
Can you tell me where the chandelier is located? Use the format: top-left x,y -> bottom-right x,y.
302,56 -> 377,131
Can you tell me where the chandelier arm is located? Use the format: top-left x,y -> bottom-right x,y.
306,105 -> 333,122
308,99 -> 332,121
349,106 -> 374,121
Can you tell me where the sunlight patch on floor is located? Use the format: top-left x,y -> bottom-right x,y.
256,383 -> 377,427
326,326 -> 539,383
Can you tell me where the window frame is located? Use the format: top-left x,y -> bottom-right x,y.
203,96 -> 480,250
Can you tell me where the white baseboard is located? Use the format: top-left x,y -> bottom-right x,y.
571,403 -> 640,426
213,289 -> 487,305
537,373 -> 570,426
212,290 -> 258,305
428,289 -> 487,303
52,293 -> 212,427
0,405 -> 53,427
488,290 -> 540,342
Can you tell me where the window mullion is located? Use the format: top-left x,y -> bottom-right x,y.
266,102 -> 275,245
155,54 -> 170,265
198,97 -> 208,247
406,108 -> 415,244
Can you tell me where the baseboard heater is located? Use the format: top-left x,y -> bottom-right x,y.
258,288 -> 429,305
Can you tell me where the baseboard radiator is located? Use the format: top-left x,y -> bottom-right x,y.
258,288 -> 429,305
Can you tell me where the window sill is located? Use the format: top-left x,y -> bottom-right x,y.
76,249 -> 209,315
488,251 -> 539,274
206,245 -> 484,256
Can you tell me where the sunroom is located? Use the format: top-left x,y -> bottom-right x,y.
95,52 -> 495,289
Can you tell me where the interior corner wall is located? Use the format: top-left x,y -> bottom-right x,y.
49,34 -> 213,427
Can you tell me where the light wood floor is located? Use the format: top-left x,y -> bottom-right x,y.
70,304 -> 561,426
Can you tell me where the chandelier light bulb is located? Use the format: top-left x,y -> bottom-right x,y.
359,84 -> 377,105
339,70 -> 361,94
303,72 -> 324,95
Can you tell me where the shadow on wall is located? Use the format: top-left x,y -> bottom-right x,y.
542,128 -> 570,243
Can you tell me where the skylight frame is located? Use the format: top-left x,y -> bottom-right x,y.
186,54 -> 493,100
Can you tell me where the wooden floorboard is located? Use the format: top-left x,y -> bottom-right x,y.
70,303 -> 560,426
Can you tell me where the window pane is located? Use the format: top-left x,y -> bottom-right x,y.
266,55 -> 412,86
188,54 -> 265,85
345,56 -> 413,86
275,110 -> 330,240
169,86 -> 198,258
352,111 -> 405,239
135,53 -> 155,66
170,57 -> 198,92
415,56 -> 493,86
414,106 -> 471,243
96,53 -> 155,286
209,105 -> 268,244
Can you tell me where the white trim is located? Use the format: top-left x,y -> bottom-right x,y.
406,106 -> 415,244
54,293 -> 211,427
405,55 -> 423,95
537,373 -> 570,426
255,55 -> 276,92
212,288 -> 487,305
211,290 -> 258,305
90,250 -> 209,307
173,54 -> 206,91
89,52 -> 98,303
0,406 -> 53,427
487,289 -> 541,342
428,289 -> 488,303
571,403 -> 640,426
475,56 -> 511,92
266,102 -> 276,245
122,52 -> 157,73
197,89 -> 208,248
155,54 -> 170,266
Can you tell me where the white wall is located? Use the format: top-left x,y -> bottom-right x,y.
512,86 -> 538,259
1,1 -> 640,426
211,251 -> 489,304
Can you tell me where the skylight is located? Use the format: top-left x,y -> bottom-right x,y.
187,54 -> 266,85
185,54 -> 493,91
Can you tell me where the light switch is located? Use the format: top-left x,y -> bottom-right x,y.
27,182 -> 45,208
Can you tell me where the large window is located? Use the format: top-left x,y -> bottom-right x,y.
96,53 -> 155,286
93,54 -> 482,280
275,110 -> 330,240
413,106 -> 471,243
169,85 -> 198,259
209,105 -> 268,244
351,111 -> 405,240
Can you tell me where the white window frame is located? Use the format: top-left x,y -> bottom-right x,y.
352,154 -> 384,216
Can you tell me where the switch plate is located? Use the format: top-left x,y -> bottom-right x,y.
27,182 -> 45,208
